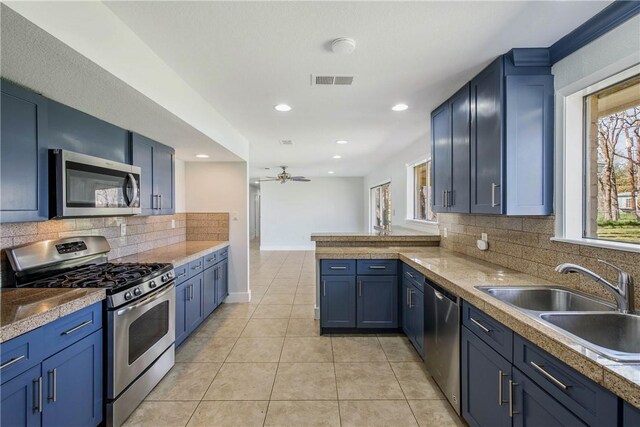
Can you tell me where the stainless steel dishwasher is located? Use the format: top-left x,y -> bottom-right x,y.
424,278 -> 461,415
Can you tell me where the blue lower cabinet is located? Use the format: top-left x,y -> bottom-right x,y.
215,259 -> 229,304
624,401 -> 640,426
1,365 -> 42,427
41,330 -> 103,427
175,281 -> 189,347
511,368 -> 587,427
357,275 -> 398,328
185,275 -> 204,333
203,266 -> 216,317
402,279 -> 424,355
320,275 -> 356,328
461,326 -> 511,427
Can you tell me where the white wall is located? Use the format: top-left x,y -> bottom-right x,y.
185,161 -> 250,302
363,137 -> 439,233
174,159 -> 186,213
260,178 -> 364,250
249,185 -> 260,240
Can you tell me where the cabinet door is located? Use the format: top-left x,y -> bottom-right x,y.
1,82 -> 48,222
511,368 -> 587,427
203,266 -> 216,318
153,142 -> 175,215
175,282 -> 189,347
1,365 -> 42,427
401,280 -> 414,339
449,84 -> 470,213
185,275 -> 204,334
471,57 -> 504,214
409,286 -> 424,357
357,276 -> 398,328
461,326 -> 511,427
505,75 -> 554,215
624,401 -> 640,427
431,102 -> 451,213
41,330 -> 103,427
320,276 -> 356,328
215,260 -> 229,306
131,133 -> 155,214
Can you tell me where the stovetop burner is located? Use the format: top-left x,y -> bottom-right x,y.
23,262 -> 172,294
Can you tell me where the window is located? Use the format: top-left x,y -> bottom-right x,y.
584,75 -> 640,244
407,160 -> 436,222
370,182 -> 391,230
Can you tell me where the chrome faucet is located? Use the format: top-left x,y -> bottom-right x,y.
556,260 -> 635,314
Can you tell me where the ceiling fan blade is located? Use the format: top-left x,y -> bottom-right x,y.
259,178 -> 278,182
290,176 -> 307,179
290,178 -> 311,182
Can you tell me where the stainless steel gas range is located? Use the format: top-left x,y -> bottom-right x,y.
5,236 -> 176,427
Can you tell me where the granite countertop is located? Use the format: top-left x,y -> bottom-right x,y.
0,288 -> 105,343
116,240 -> 229,267
311,230 -> 441,242
316,245 -> 640,407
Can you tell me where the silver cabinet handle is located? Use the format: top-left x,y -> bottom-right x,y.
206,257 -> 216,262
159,194 -> 163,210
368,266 -> 386,269
61,319 -> 92,336
446,190 -> 450,207
434,290 -> 444,301
190,284 -> 194,300
530,361 -> 569,390
358,281 -> 362,297
0,355 -> 25,370
406,287 -> 410,306
509,380 -> 519,417
323,280 -> 326,297
491,183 -> 501,207
48,369 -> 57,402
177,272 -> 187,279
469,317 -> 491,334
329,266 -> 347,270
406,272 -> 414,278
498,370 -> 508,405
408,289 -> 413,308
192,265 -> 202,270
442,190 -> 446,207
33,377 -> 42,413
152,194 -> 158,210
450,190 -> 455,207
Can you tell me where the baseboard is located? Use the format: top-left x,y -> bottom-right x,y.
224,291 -> 251,303
259,245 -> 314,251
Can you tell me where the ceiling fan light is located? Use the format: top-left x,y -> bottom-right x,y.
274,104 -> 292,112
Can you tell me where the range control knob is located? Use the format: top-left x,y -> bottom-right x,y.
161,274 -> 168,283
166,271 -> 173,279
124,291 -> 133,301
133,288 -> 142,297
149,280 -> 157,289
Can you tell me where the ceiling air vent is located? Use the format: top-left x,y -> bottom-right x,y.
311,74 -> 355,86
279,140 -> 294,146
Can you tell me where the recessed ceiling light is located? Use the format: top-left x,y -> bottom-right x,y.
333,155 -> 342,159
392,103 -> 409,112
328,171 -> 335,174
254,181 -> 260,184
274,104 -> 292,112
336,140 -> 348,144
195,154 -> 209,158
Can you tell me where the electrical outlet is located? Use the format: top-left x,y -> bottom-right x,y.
120,224 -> 127,237
443,227 -> 448,238
232,211 -> 239,221
481,233 -> 488,242
171,219 -> 176,229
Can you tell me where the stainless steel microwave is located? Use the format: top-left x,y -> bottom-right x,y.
50,149 -> 141,218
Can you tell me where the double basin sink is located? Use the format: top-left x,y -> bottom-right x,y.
476,286 -> 640,362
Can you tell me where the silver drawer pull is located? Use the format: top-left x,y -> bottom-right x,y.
206,257 -> 215,262
469,317 -> 491,334
177,272 -> 187,279
0,355 -> 25,370
369,266 -> 386,269
329,266 -> 347,270
61,320 -> 92,336
406,272 -> 414,278
192,265 -> 202,270
530,361 -> 569,390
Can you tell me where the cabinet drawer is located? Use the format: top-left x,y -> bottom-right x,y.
357,260 -> 397,275
217,247 -> 229,261
321,260 -> 356,275
43,302 -> 102,357
462,302 -> 513,361
174,263 -> 189,284
513,335 -> 618,427
203,252 -> 218,270
402,264 -> 424,292
0,327 -> 44,385
188,258 -> 204,277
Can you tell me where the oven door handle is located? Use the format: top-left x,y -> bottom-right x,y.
116,284 -> 174,316
126,173 -> 139,208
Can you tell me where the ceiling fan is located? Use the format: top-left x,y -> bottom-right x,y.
260,166 -> 310,184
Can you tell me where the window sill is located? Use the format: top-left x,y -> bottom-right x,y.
405,218 -> 438,225
551,237 -> 640,253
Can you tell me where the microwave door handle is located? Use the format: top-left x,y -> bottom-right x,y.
126,173 -> 139,208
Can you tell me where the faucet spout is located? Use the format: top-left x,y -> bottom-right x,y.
556,261 -> 634,314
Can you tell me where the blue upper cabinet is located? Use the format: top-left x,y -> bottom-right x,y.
48,99 -> 129,163
131,133 -> 175,215
431,102 -> 451,213
0,81 -> 49,222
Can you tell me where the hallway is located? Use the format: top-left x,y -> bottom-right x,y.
123,245 -> 462,426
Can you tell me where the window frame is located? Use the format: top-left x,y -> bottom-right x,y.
406,157 -> 437,224
369,180 -> 392,232
555,63 -> 640,253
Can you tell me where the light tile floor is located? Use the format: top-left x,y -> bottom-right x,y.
123,243 -> 465,427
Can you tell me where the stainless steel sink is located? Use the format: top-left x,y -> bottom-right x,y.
477,286 -> 616,312
540,312 -> 640,362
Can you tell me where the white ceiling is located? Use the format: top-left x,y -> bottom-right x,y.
104,0 -> 610,179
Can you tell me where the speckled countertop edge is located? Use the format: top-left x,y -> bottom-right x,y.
316,246 -> 640,407
311,233 -> 441,242
115,241 -> 230,267
1,289 -> 105,343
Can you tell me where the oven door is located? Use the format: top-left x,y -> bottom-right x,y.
52,149 -> 142,218
107,283 -> 175,399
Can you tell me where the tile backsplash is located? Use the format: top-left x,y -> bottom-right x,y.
437,213 -> 640,308
0,212 -> 229,285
